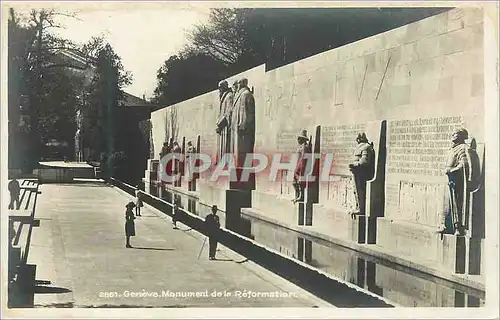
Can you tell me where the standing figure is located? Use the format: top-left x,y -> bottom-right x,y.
185,141 -> 195,184
171,141 -> 182,186
230,78 -> 256,167
160,142 -> 168,158
443,128 -> 477,236
231,81 -> 239,94
161,141 -> 173,186
292,130 -> 312,204
8,178 -> 20,210
125,202 -> 136,248
204,205 -> 220,260
168,137 -> 174,152
348,133 -> 375,216
135,186 -> 144,217
172,202 -> 182,229
216,80 -> 235,161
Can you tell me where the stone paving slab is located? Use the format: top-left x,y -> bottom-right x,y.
29,182 -> 334,308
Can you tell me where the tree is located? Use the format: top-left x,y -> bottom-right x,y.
83,42 -> 132,176
149,7 -> 449,110
151,51 -> 228,108
8,7 -> 133,174
8,9 -> 36,170
185,8 -> 267,72
8,8 -> 84,170
186,7 -> 451,71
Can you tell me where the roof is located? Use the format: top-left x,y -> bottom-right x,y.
119,91 -> 153,108
55,50 -> 155,109
53,48 -> 91,70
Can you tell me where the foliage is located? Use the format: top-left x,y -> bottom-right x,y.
8,8 -> 132,173
186,7 -> 451,71
8,8 -> 82,170
83,41 -> 132,162
151,51 -> 228,107
151,7 -> 450,108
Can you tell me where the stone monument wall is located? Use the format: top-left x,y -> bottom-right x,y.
147,8 -> 485,271
253,7 -> 484,196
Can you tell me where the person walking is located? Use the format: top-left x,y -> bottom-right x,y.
125,202 -> 136,248
135,186 -> 144,217
8,177 -> 20,210
204,205 -> 220,260
172,202 -> 180,229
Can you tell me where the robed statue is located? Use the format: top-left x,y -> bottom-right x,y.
230,78 -> 255,167
215,80 -> 234,161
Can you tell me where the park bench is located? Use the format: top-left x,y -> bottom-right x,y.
8,179 -> 40,289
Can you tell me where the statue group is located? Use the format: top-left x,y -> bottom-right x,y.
214,78 -> 481,235
216,78 -> 255,167
346,128 -> 480,236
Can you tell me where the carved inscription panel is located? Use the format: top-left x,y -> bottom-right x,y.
322,124 -> 367,176
385,116 -> 464,225
276,130 -> 301,197
387,116 -> 464,176
322,176 -> 358,211
201,132 -> 217,156
276,131 -> 300,153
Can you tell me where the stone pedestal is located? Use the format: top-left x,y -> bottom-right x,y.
377,217 -> 484,275
226,189 -> 252,233
312,204 -> 366,243
143,159 -> 159,194
377,218 -> 443,264
315,120 -> 386,245
198,180 -> 228,212
250,190 -> 298,226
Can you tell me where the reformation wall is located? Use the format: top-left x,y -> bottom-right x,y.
144,8 -> 486,279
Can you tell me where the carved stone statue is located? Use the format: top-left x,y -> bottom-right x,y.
230,78 -> 255,167
171,141 -> 182,187
159,142 -> 169,159
441,128 -> 480,236
216,80 -> 234,161
292,130 -> 312,204
231,81 -> 238,94
348,133 -> 375,216
185,140 -> 195,182
75,129 -> 82,161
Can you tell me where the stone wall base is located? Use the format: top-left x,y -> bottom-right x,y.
312,204 -> 367,243
377,217 -> 484,275
198,181 -> 228,212
250,190 -> 299,226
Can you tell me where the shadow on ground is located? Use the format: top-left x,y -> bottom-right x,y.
8,265 -> 73,308
132,247 -> 175,251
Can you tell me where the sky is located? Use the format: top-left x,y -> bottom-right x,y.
10,2 -> 211,99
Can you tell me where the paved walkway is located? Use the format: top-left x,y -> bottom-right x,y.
28,181 -> 333,308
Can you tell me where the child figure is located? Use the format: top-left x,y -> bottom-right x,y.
125,202 -> 136,248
